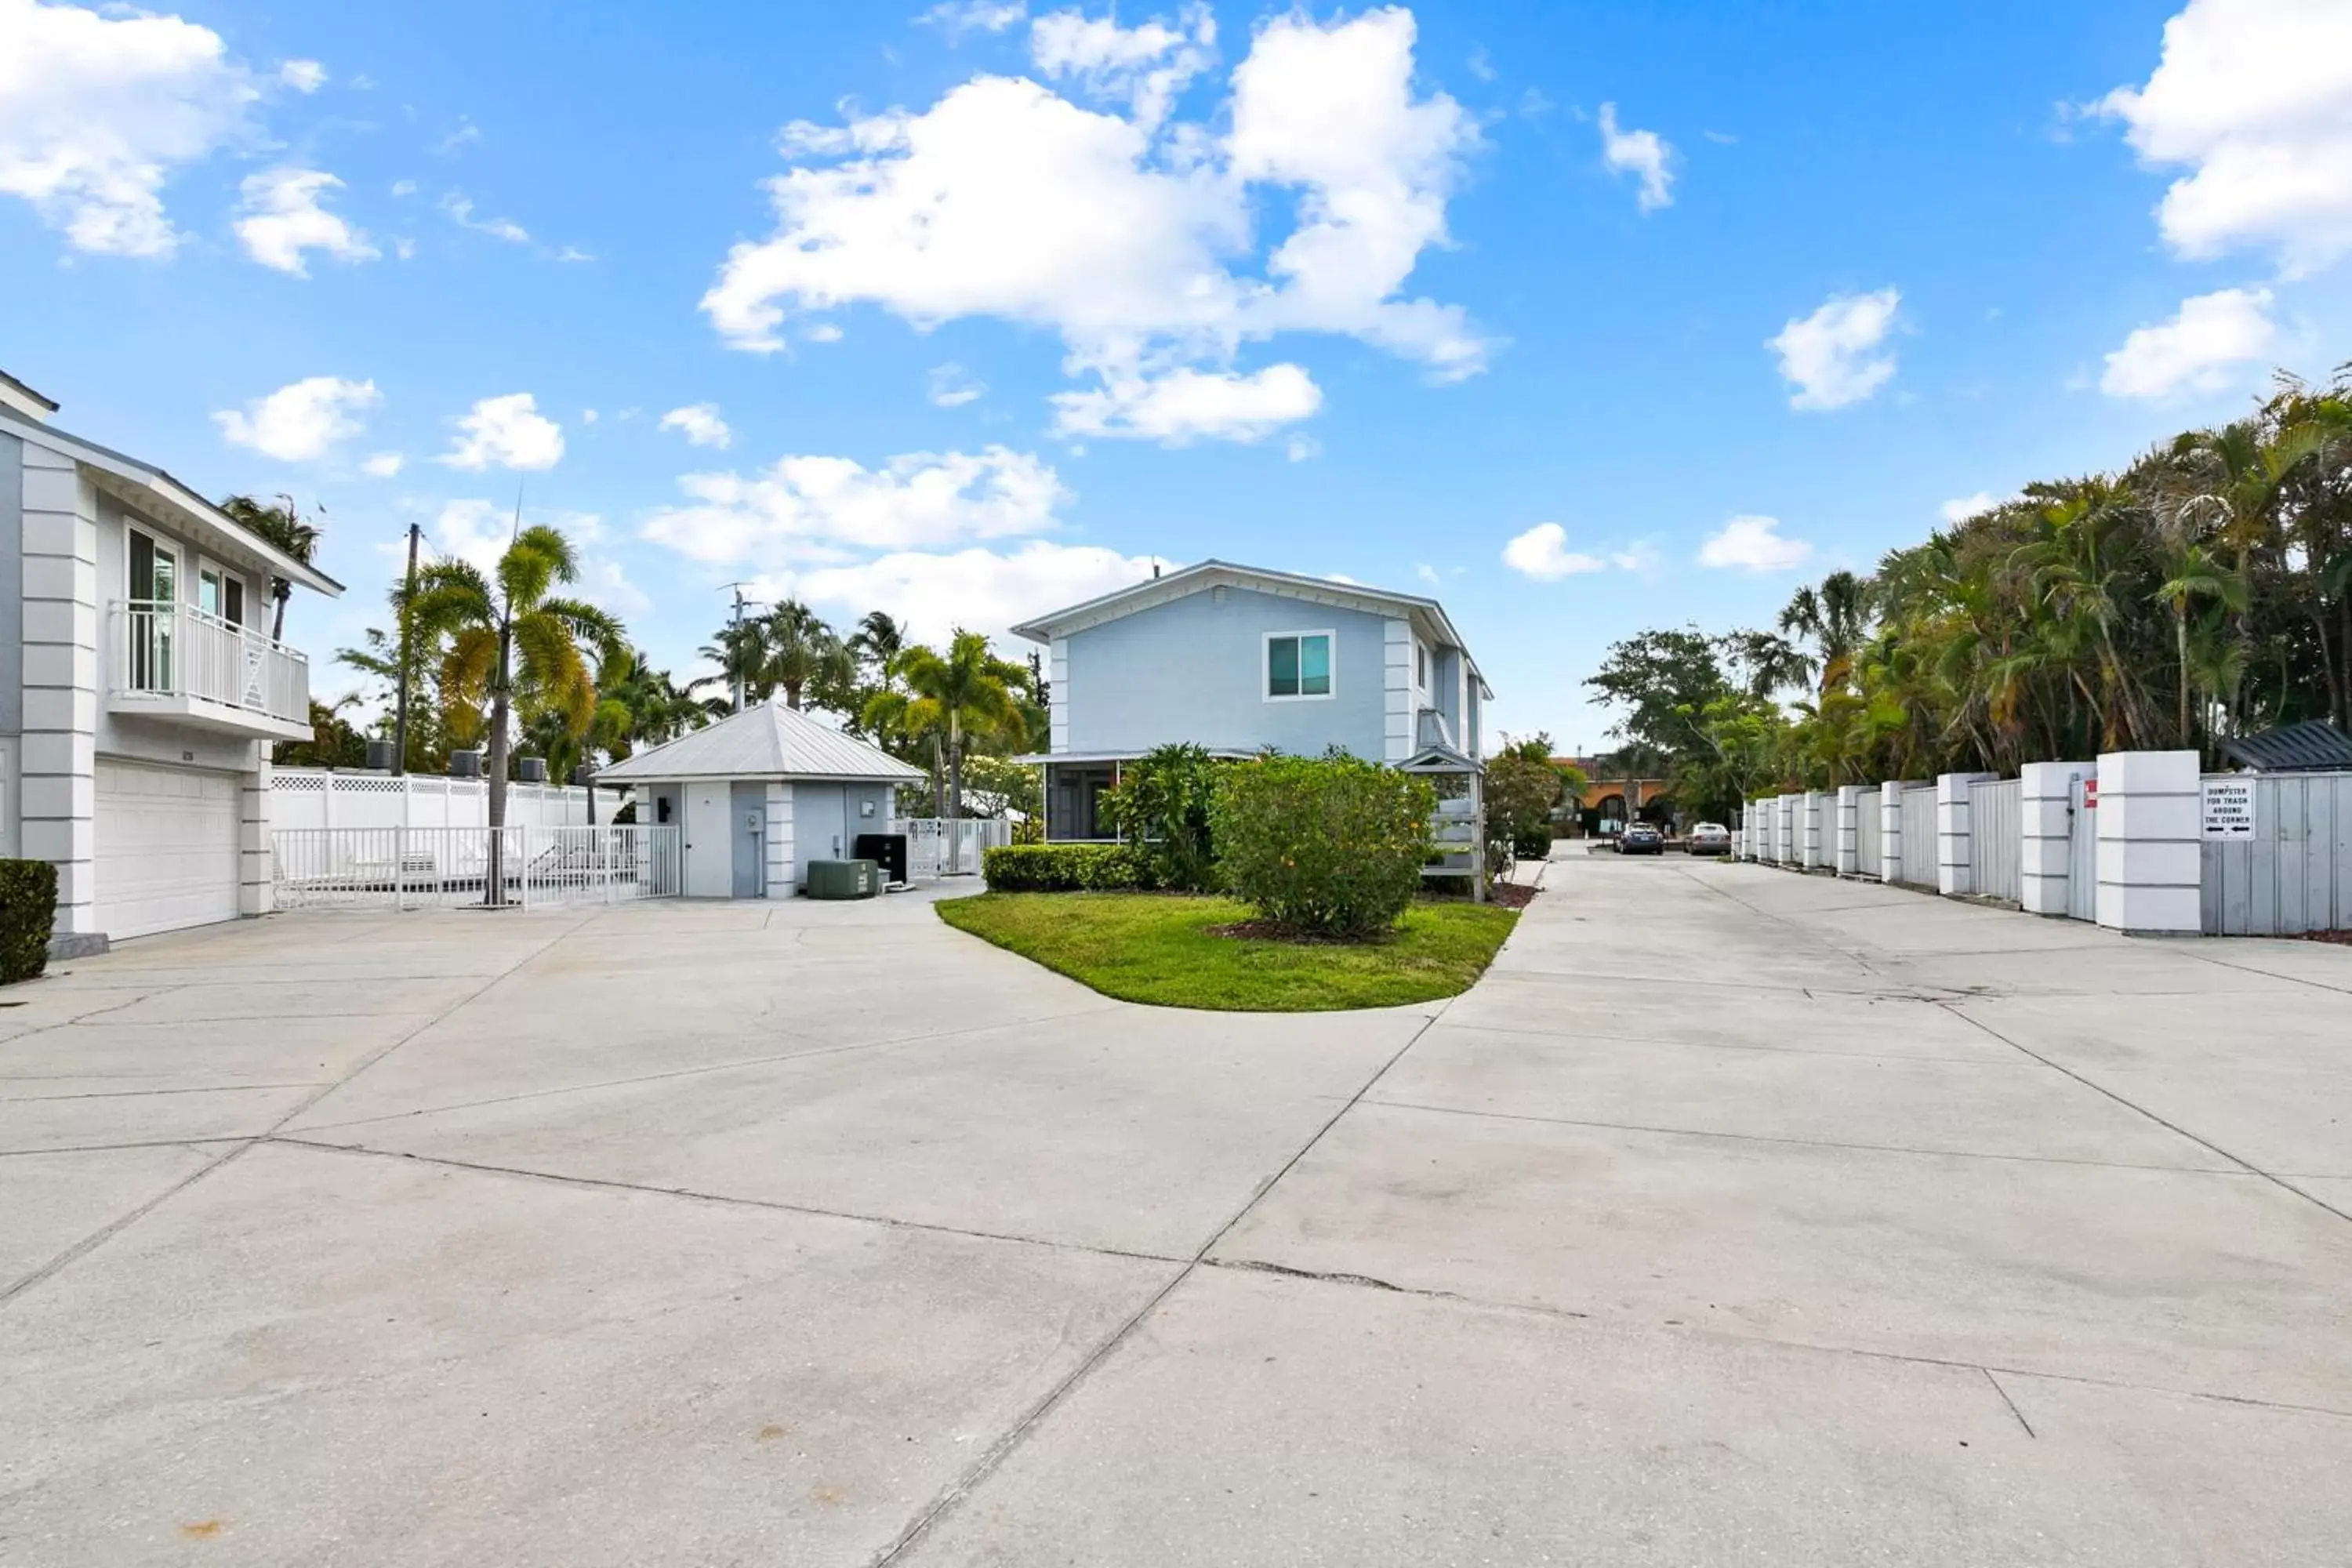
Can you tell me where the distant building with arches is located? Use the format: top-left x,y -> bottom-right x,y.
1555,756 -> 1678,835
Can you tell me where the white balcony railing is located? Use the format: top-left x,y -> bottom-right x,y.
111,599 -> 310,728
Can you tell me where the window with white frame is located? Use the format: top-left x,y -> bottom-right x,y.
1265,630 -> 1334,699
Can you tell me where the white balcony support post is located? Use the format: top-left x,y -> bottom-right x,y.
1835,785 -> 1864,877
1936,772 -> 1998,896
2096,750 -> 2202,935
2019,761 -> 2092,916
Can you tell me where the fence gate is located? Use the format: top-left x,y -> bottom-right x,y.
1897,784 -> 1937,887
2067,776 -> 2099,920
274,825 -> 682,910
1968,777 -> 2022,904
2201,771 -> 2352,935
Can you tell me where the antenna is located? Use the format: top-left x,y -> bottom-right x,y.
719,581 -> 762,713
509,484 -> 524,546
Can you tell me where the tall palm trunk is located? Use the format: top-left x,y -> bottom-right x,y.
271,582 -> 289,642
946,714 -> 964,822
2176,610 -> 2191,751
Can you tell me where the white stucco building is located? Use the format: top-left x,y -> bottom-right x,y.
1,370 -> 340,952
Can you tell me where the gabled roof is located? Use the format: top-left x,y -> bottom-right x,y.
2221,720 -> 2352,772
1011,558 -> 1489,695
596,699 -> 926,784
0,407 -> 343,597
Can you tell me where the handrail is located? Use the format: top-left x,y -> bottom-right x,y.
111,598 -> 310,722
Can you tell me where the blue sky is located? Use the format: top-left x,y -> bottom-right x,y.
3,0 -> 2347,751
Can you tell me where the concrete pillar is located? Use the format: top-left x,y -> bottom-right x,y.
1801,791 -> 1826,870
2096,750 -> 2201,935
764,781 -> 796,898
1936,772 -> 1998,895
1835,785 -> 1864,876
20,441 -> 100,948
1879,782 -> 1906,884
238,761 -> 273,916
2019,761 -> 2092,916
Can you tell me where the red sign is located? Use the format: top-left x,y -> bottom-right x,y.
2082,779 -> 2099,810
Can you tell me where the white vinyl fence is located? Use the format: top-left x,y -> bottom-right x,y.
1852,797 -> 1881,877
2201,771 -> 2352,936
270,768 -> 597,833
2068,776 -> 2099,921
1968,776 -> 2023,903
892,817 -> 1013,878
274,825 -> 681,910
1897,785 -> 1937,887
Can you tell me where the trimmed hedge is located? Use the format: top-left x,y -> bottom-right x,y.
0,859 -> 58,984
982,842 -> 1149,892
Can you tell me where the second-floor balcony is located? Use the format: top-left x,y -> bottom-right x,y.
107,599 -> 313,742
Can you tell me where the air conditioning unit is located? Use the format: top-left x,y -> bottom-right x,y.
365,738 -> 397,771
516,757 -> 548,784
448,750 -> 482,778
570,764 -> 595,788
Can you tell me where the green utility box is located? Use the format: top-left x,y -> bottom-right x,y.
805,858 -> 881,900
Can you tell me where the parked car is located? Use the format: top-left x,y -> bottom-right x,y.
1617,823 -> 1664,855
1687,822 -> 1732,855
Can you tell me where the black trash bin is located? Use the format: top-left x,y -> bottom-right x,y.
853,833 -> 909,887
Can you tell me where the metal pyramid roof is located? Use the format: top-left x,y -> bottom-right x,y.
596,699 -> 925,783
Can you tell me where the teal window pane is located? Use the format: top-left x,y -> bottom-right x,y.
1269,636 -> 1298,696
1300,634 -> 1330,695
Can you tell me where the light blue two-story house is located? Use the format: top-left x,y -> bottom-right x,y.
1012,560 -> 1490,841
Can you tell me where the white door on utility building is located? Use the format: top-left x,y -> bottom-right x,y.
94,760 -> 239,940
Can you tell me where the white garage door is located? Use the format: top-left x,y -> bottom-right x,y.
96,760 -> 239,940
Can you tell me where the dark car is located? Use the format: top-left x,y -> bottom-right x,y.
1617,824 -> 1664,855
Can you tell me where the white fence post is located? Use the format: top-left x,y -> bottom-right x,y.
1834,785 -> 1863,876
1936,772 -> 1998,896
2019,761 -> 2092,916
1800,791 -> 1824,870
2096,750 -> 2202,935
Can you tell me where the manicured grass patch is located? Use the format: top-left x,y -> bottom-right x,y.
934,891 -> 1519,1011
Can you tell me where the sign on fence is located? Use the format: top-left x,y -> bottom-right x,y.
2201,777 -> 2256,840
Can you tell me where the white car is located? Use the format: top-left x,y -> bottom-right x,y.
1687,822 -> 1733,855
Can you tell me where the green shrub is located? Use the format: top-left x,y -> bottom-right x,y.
1210,753 -> 1435,939
0,859 -> 58,984
982,842 -> 1149,892
1099,742 -> 1228,892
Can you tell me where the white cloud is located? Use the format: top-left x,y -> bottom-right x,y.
785,541 -> 1157,646
1610,539 -> 1664,574
1414,561 -> 1441,586
440,393 -> 564,470
361,451 -> 405,477
1598,102 -> 1674,212
1501,523 -> 1606,581
234,167 -> 377,275
804,322 -> 844,343
1698,514 -> 1813,572
581,556 -> 652,619
212,376 -> 379,462
390,179 -> 417,198
0,0 -> 259,256
427,501 -> 616,595
278,58 -> 327,93
702,8 -> 1485,434
643,445 -> 1068,565
1049,363 -> 1320,443
919,0 -> 1028,39
2098,0 -> 2352,274
1940,492 -> 2000,524
659,403 -> 733,448
927,363 -> 986,408
1284,433 -> 1319,462
1029,3 -> 1214,132
1768,289 -> 1900,409
2100,285 -> 2278,399
441,191 -> 529,244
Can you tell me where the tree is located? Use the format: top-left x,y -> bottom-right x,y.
218,493 -> 322,641
870,631 -> 1025,822
1483,750 -> 1565,855
274,694 -> 368,768
763,600 -> 856,711
406,524 -> 622,902
1584,628 -> 1732,760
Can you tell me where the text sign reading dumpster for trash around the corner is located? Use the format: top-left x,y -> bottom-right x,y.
2201,778 -> 2256,840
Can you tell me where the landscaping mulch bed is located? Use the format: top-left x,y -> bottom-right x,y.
2295,929 -> 2352,946
1489,881 -> 1540,910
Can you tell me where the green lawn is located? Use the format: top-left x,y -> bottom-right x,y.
933,891 -> 1519,1011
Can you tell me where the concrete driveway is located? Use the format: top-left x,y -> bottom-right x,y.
4,858 -> 2349,1565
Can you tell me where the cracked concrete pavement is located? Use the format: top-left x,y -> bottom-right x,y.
3,856 -> 2349,1564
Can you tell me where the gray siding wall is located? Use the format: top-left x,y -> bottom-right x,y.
0,433 -> 21,734
1062,586 -> 1389,758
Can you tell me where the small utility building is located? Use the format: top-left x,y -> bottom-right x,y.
597,699 -> 923,898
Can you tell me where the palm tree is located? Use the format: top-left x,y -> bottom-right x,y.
871,631 -> 1025,820
699,617 -> 771,712
2156,543 -> 2250,752
1777,571 -> 1871,696
848,610 -> 906,688
762,600 -> 855,711
406,524 -> 622,903
218,493 -> 322,641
